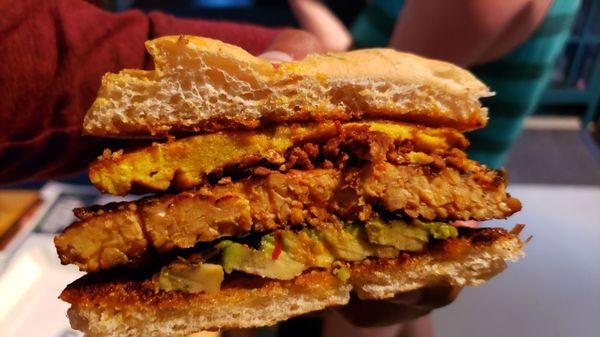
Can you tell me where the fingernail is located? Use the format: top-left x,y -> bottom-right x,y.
258,51 -> 294,63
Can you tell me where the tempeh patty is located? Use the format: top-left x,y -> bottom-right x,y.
55,162 -> 520,272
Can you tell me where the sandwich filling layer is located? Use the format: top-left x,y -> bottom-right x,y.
157,218 -> 459,294
56,160 -> 520,272
61,227 -> 523,309
90,120 -> 468,195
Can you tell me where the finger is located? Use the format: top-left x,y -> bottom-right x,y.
334,286 -> 463,327
335,293 -> 432,327
399,315 -> 434,337
262,29 -> 325,60
417,286 -> 462,309
386,289 -> 423,306
257,51 -> 293,63
392,286 -> 462,311
322,310 -> 404,337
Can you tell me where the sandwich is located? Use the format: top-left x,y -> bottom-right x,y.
54,36 -> 526,337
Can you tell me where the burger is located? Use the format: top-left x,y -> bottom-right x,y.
54,36 -> 525,337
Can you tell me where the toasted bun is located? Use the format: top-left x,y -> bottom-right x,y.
83,36 -> 492,138
61,229 -> 523,337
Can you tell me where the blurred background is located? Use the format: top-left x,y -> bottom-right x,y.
0,1 -> 598,337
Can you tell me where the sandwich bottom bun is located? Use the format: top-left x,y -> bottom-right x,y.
61,228 -> 523,337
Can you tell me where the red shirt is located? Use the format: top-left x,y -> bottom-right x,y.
0,0 -> 281,183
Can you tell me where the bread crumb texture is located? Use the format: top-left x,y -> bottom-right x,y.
83,36 -> 492,137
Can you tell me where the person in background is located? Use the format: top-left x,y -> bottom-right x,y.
0,1 -> 459,337
290,0 -> 581,168
0,0 -> 317,184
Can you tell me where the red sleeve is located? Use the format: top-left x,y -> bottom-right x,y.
0,0 -> 281,184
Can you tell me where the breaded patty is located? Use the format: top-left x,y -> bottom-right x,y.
55,162 -> 521,272
89,120 -> 467,195
60,228 -> 523,337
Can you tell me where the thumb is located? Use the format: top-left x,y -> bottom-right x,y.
257,50 -> 294,63
260,29 -> 325,61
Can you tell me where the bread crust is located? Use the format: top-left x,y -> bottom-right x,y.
61,228 -> 523,337
83,36 -> 492,138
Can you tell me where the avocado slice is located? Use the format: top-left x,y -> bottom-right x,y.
220,241 -> 305,280
218,225 -> 382,281
420,221 -> 459,239
157,261 -> 224,294
365,218 -> 428,251
218,219 -> 457,280
261,230 -> 335,268
321,224 -> 378,261
334,266 -> 351,282
156,218 -> 459,293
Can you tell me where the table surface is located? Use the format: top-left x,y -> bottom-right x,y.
433,184 -> 600,337
0,184 -> 598,337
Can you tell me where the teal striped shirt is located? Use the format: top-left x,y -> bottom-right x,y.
350,0 -> 581,168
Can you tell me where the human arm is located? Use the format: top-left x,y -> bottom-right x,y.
0,0 -> 284,183
288,0 -> 352,52
389,0 -> 552,67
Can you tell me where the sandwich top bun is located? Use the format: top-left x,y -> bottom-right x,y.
83,35 -> 492,138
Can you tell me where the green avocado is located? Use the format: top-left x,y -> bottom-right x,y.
421,221 -> 459,239
321,224 -> 377,261
219,225 -> 381,280
365,218 -> 428,251
157,261 -> 224,294
208,218 -> 458,282
221,241 -> 305,280
261,230 -> 335,268
334,266 -> 351,282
